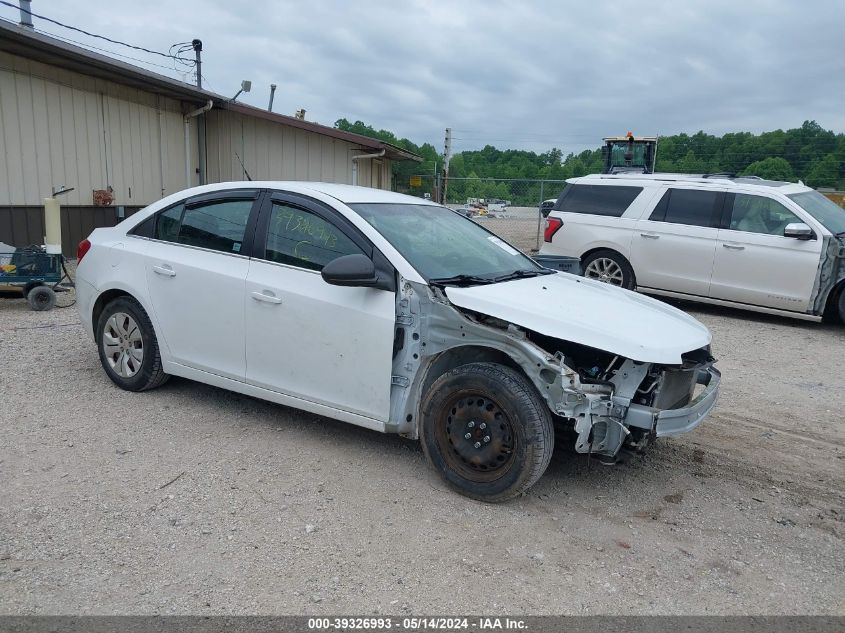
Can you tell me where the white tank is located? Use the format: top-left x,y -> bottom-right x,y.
44,197 -> 61,255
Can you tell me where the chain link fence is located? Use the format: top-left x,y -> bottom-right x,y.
395,176 -> 568,253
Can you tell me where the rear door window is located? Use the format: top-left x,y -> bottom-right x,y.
149,200 -> 253,254
649,189 -> 720,227
155,204 -> 184,242
556,184 -> 642,217
178,200 -> 253,253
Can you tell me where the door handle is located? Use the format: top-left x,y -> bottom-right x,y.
722,243 -> 745,250
152,265 -> 176,277
640,233 -> 660,239
251,291 -> 282,305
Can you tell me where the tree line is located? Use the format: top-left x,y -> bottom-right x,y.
335,119 -> 845,204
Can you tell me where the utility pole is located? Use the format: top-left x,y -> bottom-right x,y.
268,84 -> 277,112
192,39 -> 203,89
191,39 -> 205,185
441,128 -> 452,204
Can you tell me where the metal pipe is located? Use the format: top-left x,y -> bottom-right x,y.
351,149 -> 385,186
19,0 -> 33,28
268,84 -> 277,111
184,100 -> 213,188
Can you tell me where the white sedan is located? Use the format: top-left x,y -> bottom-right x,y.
77,182 -> 720,502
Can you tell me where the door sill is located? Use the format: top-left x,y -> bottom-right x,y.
638,287 -> 822,322
164,362 -> 390,433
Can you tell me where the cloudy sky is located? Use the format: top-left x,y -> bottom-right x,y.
3,0 -> 844,154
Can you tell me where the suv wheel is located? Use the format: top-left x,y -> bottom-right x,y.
420,362 -> 554,503
838,287 -> 845,324
582,250 -> 636,290
96,296 -> 169,392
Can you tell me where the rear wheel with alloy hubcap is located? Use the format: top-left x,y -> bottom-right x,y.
96,296 -> 169,392
420,362 -> 554,502
582,250 -> 635,290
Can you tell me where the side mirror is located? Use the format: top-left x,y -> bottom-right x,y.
783,222 -> 814,240
321,253 -> 379,287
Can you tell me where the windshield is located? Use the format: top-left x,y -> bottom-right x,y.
349,203 -> 545,283
787,191 -> 845,235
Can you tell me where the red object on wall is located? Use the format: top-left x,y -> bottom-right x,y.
93,189 -> 114,206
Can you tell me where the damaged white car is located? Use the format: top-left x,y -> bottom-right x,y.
76,183 -> 720,502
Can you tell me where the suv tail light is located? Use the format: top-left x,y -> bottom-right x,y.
77,239 -> 91,263
544,217 -> 563,242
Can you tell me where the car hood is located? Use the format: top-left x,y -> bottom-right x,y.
444,273 -> 712,364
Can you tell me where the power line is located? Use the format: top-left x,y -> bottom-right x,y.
0,0 -> 194,62
15,24 -> 191,74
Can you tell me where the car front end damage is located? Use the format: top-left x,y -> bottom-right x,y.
389,278 -> 720,459
550,348 -> 720,457
809,235 -> 845,318
468,312 -> 720,459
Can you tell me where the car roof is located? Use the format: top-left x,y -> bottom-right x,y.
571,173 -> 813,195
171,181 -> 440,206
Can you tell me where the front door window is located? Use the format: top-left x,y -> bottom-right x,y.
728,194 -> 800,236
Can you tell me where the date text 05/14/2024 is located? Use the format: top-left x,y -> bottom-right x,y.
307,617 -> 528,630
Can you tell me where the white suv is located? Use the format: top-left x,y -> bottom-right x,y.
540,173 -> 845,323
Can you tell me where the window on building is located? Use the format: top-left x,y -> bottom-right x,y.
263,203 -> 365,271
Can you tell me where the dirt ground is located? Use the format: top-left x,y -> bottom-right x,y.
0,272 -> 843,616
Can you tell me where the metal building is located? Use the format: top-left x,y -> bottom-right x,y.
0,22 -> 419,254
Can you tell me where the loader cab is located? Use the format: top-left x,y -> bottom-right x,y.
603,133 -> 657,174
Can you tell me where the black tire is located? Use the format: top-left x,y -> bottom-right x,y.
420,362 -> 554,503
96,296 -> 169,392
27,285 -> 56,311
582,249 -> 636,290
838,287 -> 845,325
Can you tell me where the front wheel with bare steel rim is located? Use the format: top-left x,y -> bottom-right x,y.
96,296 -> 169,392
582,250 -> 635,290
420,362 -> 554,502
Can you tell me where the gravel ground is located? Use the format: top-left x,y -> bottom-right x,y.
461,206 -> 545,253
1,267 -> 843,616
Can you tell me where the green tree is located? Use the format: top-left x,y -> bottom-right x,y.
337,118 -> 845,194
742,157 -> 795,181
804,155 -> 840,188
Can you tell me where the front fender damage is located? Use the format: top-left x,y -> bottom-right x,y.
389,278 -> 718,458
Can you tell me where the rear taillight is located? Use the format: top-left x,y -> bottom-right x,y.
544,217 -> 563,242
77,239 -> 91,262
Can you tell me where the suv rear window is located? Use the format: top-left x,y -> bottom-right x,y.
555,184 -> 642,217
649,189 -> 720,227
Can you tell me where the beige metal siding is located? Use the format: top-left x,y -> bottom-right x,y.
205,109 -> 394,189
1,49 -> 396,216
0,51 -> 188,207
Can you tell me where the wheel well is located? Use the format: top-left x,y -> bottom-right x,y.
581,246 -> 623,263
420,345 -> 524,403
822,279 -> 845,323
92,289 -> 133,332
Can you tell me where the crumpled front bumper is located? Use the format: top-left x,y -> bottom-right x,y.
624,366 -> 721,437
